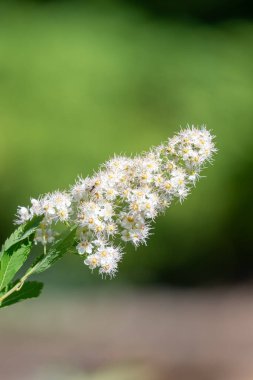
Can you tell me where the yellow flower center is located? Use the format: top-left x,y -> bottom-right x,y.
132,203 -> 139,211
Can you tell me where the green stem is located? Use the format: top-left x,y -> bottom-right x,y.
0,267 -> 35,304
0,227 -> 77,305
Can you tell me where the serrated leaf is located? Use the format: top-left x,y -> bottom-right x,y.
0,242 -> 32,291
23,216 -> 43,234
0,216 -> 43,292
31,228 -> 77,274
21,215 -> 44,241
0,226 -> 24,258
0,215 -> 43,256
0,281 -> 43,308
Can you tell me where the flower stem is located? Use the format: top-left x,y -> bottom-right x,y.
0,268 -> 34,304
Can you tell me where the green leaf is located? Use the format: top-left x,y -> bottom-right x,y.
0,216 -> 43,291
0,281 -> 43,308
23,215 -> 43,233
0,242 -> 32,291
32,227 -> 77,274
22,215 -> 44,239
0,215 -> 43,257
0,226 -> 24,258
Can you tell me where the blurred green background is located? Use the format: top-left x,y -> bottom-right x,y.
1,0 -> 253,287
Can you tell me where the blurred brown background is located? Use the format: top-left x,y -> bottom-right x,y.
0,0 -> 253,379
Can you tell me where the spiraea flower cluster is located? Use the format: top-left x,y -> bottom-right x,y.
15,126 -> 216,277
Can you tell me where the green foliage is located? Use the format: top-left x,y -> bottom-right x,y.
0,281 -> 43,308
0,217 -> 42,291
0,242 -> 32,291
0,216 -> 42,256
31,228 -> 77,274
0,225 -> 23,257
0,216 -> 68,308
0,220 -> 76,308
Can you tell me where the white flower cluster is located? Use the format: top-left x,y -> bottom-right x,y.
15,126 -> 216,277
